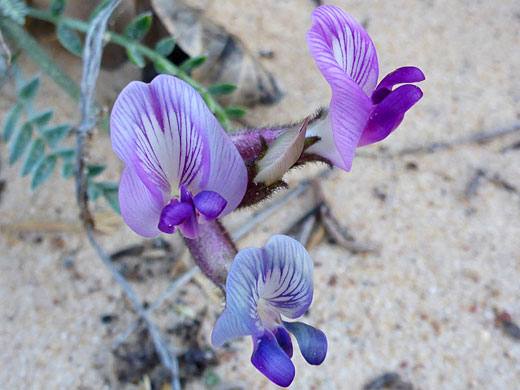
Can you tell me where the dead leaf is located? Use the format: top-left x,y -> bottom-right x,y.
150,0 -> 283,107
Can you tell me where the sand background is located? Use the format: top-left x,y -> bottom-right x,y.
1,0 -> 519,389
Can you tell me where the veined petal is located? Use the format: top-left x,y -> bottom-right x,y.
118,166 -> 163,238
283,321 -> 327,365
212,308 -> 257,347
307,5 -> 379,95
329,77 -> 373,170
358,84 -> 423,147
217,247 -> 266,341
193,190 -> 227,220
260,235 -> 314,318
251,331 -> 295,388
111,75 -> 247,217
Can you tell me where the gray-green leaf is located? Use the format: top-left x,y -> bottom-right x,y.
87,164 -> 106,178
155,37 -> 176,57
31,109 -> 54,129
62,161 -> 74,179
124,12 -> 152,41
88,181 -> 102,200
42,124 -> 71,148
126,45 -> 145,68
21,138 -> 45,177
180,55 -> 206,74
9,122 -> 32,165
2,102 -> 23,142
31,154 -> 57,190
49,0 -> 66,16
208,83 -> 237,96
0,0 -> 28,25
54,147 -> 75,162
102,185 -> 120,214
18,76 -> 40,101
57,23 -> 83,56
224,106 -> 247,119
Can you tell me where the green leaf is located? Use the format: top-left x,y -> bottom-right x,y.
61,161 -> 74,179
155,37 -> 176,57
21,138 -> 45,177
0,0 -> 28,25
9,122 -> 32,165
88,181 -> 102,200
42,124 -> 71,148
2,102 -> 23,142
87,164 -> 106,178
180,55 -> 206,74
31,109 -> 54,129
96,181 -> 118,191
31,154 -> 57,190
124,12 -> 152,41
153,57 -> 177,75
224,106 -> 247,119
208,82 -> 237,96
102,185 -> 120,214
54,147 -> 75,161
56,23 -> 83,56
126,45 -> 145,68
49,0 -> 66,16
18,76 -> 40,101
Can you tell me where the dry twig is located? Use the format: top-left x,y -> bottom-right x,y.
73,1 -> 181,388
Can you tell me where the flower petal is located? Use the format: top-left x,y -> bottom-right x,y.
158,200 -> 194,234
375,66 -> 425,93
273,326 -> 293,358
118,166 -> 163,238
307,5 -> 379,95
111,74 -> 247,217
212,308 -> 258,347
328,78 -> 373,170
371,66 -> 425,104
193,190 -> 227,220
283,321 -> 327,365
358,84 -> 423,147
306,4 -> 375,171
178,213 -> 199,239
251,331 -> 295,387
215,246 -> 267,344
260,235 -> 314,318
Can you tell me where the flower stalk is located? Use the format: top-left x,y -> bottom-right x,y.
183,220 -> 237,292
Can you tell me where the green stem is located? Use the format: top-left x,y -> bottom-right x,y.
25,7 -> 233,131
0,16 -> 81,101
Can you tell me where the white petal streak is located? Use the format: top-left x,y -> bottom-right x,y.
259,235 -> 314,318
307,5 -> 379,95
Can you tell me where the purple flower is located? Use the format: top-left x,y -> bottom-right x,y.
306,5 -> 425,171
211,235 -> 327,387
111,75 -> 247,238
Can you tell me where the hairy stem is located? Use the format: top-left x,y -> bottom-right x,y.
184,220 -> 237,292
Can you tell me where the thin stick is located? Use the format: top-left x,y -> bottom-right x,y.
73,2 -> 180,389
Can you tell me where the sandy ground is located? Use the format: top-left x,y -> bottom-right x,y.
1,0 -> 520,389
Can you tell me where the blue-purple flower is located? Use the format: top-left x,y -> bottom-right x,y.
111,75 -> 247,238
211,235 -> 327,387
306,5 -> 425,171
